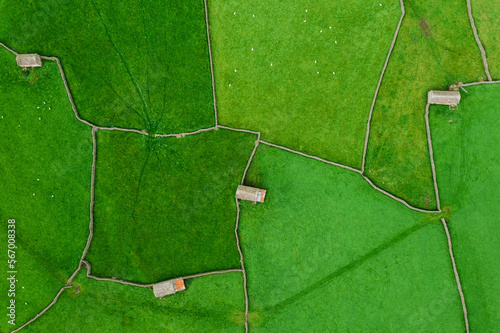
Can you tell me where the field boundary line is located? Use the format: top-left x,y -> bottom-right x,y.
95,126 -> 148,135
42,55 -> 153,135
203,0 -> 218,127
233,137 -> 263,333
154,126 -> 217,138
462,80 -> 500,87
0,42 -> 18,55
218,125 -> 261,135
466,0 -> 492,81
425,103 -> 441,210
234,199 -> 249,333
259,140 -> 441,212
361,0 -> 406,172
68,127 -> 98,283
84,259 -> 242,287
11,286 -> 72,332
441,218 -> 469,333
260,140 -> 362,174
241,134 -> 261,184
362,176 -> 440,213
82,260 -> 154,287
40,56 -> 96,128
182,269 -> 244,280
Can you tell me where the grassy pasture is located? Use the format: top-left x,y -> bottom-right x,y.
0,0 -> 214,134
86,129 -> 256,283
471,0 -> 500,78
239,144 -> 462,331
430,84 -> 500,332
365,0 -> 485,209
0,48 -> 92,332
24,270 -> 245,332
208,0 -> 401,168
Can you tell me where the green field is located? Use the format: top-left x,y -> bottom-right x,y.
0,48 -> 92,331
86,129 -> 256,283
472,0 -> 500,78
0,0 -> 214,134
239,145 -> 463,331
430,84 -> 500,332
1,0 -> 499,331
365,0 -> 485,209
209,0 -> 401,168
24,270 -> 245,332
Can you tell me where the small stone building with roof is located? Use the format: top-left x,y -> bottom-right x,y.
427,90 -> 461,106
152,278 -> 185,298
16,54 -> 42,67
236,185 -> 266,203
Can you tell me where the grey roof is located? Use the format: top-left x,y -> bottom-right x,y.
428,90 -> 461,106
236,185 -> 261,202
153,280 -> 176,298
16,54 -> 42,67
152,278 -> 185,298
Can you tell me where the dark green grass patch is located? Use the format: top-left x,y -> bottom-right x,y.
86,129 -> 256,283
0,49 -> 92,332
0,0 -> 214,133
239,145 -> 461,331
365,0 -> 485,209
24,270 -> 245,332
209,0 -> 401,168
430,84 -> 500,332
471,1 -> 500,78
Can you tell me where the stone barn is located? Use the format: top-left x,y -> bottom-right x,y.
427,90 -> 461,106
152,278 -> 185,298
16,54 -> 42,67
236,185 -> 266,203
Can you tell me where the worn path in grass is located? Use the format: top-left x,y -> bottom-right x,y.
470,0 -> 500,78
430,84 -> 500,332
208,0 -> 401,169
0,48 -> 92,332
365,0 -> 485,210
22,269 -> 245,332
86,129 -> 257,283
238,145 -> 464,331
0,0 -> 215,134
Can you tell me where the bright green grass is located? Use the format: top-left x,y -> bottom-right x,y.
365,0 -> 485,209
86,129 -> 256,283
24,270 -> 245,332
239,145 -> 462,331
471,0 -> 500,78
0,48 -> 91,332
430,84 -> 500,332
0,0 -> 214,134
208,0 -> 401,168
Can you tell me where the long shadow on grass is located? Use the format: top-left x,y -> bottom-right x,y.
265,221 -> 431,314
